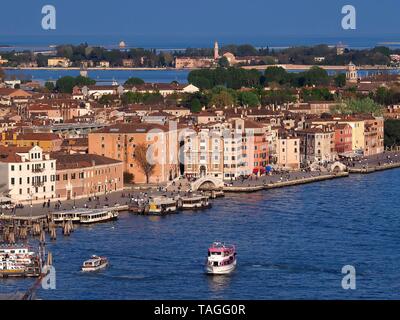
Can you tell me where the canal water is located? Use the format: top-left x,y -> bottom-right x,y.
1,169 -> 400,299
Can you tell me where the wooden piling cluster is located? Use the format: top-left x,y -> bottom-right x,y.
0,214 -> 76,244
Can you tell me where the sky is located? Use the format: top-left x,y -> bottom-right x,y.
1,0 -> 400,47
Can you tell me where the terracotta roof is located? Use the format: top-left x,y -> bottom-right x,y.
51,153 -> 122,170
92,123 -> 168,134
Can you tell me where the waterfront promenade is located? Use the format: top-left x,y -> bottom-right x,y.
2,151 -> 400,219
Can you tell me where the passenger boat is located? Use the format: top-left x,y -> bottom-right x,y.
0,244 -> 42,278
0,260 -> 26,277
81,255 -> 109,272
51,208 -> 90,223
206,242 -> 237,275
179,195 -> 211,210
0,244 -> 37,265
148,197 -> 177,215
79,209 -> 118,224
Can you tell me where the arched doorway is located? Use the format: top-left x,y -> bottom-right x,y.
199,165 -> 207,177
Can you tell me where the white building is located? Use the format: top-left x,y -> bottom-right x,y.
222,126 -> 245,180
0,146 -> 56,203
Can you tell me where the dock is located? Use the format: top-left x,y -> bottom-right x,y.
348,162 -> 400,174
223,172 -> 349,193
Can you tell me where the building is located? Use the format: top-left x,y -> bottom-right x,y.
0,146 -> 56,203
51,153 -> 123,200
174,57 -> 215,69
125,83 -> 199,97
276,136 -> 300,170
296,127 -> 336,163
334,123 -> 353,154
214,41 -> 219,60
346,62 -> 358,84
47,57 -> 71,68
0,132 -> 63,152
88,123 -> 179,184
0,88 -> 32,105
98,61 -> 110,68
363,116 -> 384,156
240,120 -> 268,175
122,59 -> 134,67
183,128 -> 224,179
0,55 -> 8,65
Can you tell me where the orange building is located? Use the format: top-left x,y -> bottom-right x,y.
88,123 -> 179,184
51,153 -> 123,200
334,123 -> 352,154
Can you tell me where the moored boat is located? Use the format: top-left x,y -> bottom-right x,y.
0,260 -> 26,277
81,255 -> 108,272
179,195 -> 211,210
148,197 -> 177,215
79,209 -> 118,224
51,208 -> 90,223
206,242 -> 237,275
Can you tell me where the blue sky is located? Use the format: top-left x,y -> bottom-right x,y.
1,1 -> 400,46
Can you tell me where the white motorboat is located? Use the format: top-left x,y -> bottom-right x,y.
206,242 -> 237,275
81,255 -> 109,272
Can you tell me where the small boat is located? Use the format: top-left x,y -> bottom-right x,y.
148,197 -> 177,215
81,255 -> 108,272
79,209 -> 118,224
206,242 -> 237,275
179,195 -> 211,210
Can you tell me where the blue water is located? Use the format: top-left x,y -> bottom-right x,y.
4,69 -> 190,85
1,169 -> 400,299
6,68 -> 400,85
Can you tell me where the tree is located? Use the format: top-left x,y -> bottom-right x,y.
123,172 -> 134,184
45,81 -> 55,92
190,98 -> 202,113
74,75 -> 96,87
134,143 -> 155,184
125,77 -> 145,86
209,91 -> 234,107
384,120 -> 400,148
218,56 -> 230,68
56,76 -> 76,93
263,66 -> 290,85
331,98 -> 383,116
56,76 -> 96,93
238,91 -> 260,107
334,73 -> 346,87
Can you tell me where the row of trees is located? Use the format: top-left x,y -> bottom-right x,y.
45,76 -> 96,93
188,66 -> 345,91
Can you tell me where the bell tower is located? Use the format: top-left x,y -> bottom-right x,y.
214,41 -> 219,60
346,62 -> 358,84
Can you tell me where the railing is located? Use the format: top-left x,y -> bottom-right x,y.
32,168 -> 44,173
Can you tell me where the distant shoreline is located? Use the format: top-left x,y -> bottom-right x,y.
4,64 -> 398,72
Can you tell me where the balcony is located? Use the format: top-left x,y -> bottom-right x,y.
32,167 -> 44,173
32,181 -> 45,187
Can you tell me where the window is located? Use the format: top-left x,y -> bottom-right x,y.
11,178 -> 15,185
11,165 -> 15,171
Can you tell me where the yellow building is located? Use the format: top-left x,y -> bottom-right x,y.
0,132 -> 63,152
47,57 -> 70,68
